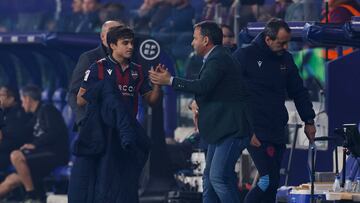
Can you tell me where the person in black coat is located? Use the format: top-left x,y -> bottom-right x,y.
68,20 -> 123,125
232,18 -> 316,203
0,85 -> 33,171
0,85 -> 69,202
149,21 -> 251,203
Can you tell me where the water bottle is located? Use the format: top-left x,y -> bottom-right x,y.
344,178 -> 352,192
333,175 -> 341,192
354,177 -> 360,193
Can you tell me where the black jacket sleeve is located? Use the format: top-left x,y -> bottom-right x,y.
286,54 -> 316,122
68,53 -> 91,123
232,48 -> 255,134
172,57 -> 224,95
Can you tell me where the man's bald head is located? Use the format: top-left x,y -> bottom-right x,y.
100,20 -> 124,47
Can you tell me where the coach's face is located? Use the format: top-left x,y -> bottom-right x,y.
192,27 -> 208,57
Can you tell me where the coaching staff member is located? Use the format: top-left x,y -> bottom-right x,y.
233,18 -> 316,203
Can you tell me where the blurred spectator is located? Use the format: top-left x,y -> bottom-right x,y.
191,0 -> 205,21
322,0 -> 360,23
153,0 -> 195,33
0,85 -> 33,172
82,0 -> 100,14
272,0 -> 293,19
135,0 -> 172,33
56,0 -> 83,32
98,3 -> 127,25
75,0 -> 101,33
221,24 -> 237,52
137,0 -> 161,18
257,0 -> 293,21
285,0 -> 321,21
0,85 -> 69,202
0,15 -> 11,32
202,0 -> 233,24
202,0 -> 220,21
235,0 -> 260,29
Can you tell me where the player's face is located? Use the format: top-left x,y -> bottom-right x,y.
111,38 -> 134,60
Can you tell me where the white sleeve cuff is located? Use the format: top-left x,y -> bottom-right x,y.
170,76 -> 174,85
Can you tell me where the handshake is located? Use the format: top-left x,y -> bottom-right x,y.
148,64 -> 172,86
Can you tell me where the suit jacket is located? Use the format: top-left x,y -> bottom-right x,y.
172,46 -> 251,144
68,44 -> 108,124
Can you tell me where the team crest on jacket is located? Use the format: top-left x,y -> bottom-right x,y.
131,70 -> 138,80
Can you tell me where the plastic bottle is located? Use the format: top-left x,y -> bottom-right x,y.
344,178 -> 352,192
332,175 -> 341,192
354,177 -> 360,193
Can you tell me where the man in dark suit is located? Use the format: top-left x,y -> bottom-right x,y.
68,20 -> 123,125
149,21 -> 250,203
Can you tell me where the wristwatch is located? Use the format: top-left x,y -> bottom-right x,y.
305,119 -> 315,125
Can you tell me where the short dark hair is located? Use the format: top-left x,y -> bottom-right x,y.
106,26 -> 134,52
194,21 -> 223,46
0,85 -> 20,102
20,85 -> 42,101
264,18 -> 291,40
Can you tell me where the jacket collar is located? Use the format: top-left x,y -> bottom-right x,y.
203,45 -> 217,63
108,55 -> 131,71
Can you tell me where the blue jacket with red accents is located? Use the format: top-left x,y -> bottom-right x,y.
72,78 -> 150,202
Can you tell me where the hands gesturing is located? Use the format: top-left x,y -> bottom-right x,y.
148,64 -> 172,85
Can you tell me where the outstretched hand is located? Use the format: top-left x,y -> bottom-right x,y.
304,124 -> 316,143
149,64 -> 172,85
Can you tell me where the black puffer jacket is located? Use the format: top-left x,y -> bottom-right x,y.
233,32 -> 315,144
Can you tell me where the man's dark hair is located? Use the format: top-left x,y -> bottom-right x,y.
264,18 -> 291,40
106,26 -> 134,52
194,21 -> 223,46
0,85 -> 20,102
20,85 -> 42,101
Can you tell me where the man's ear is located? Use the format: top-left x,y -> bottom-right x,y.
203,36 -> 209,46
110,43 -> 116,51
265,36 -> 272,46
